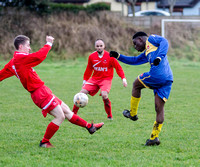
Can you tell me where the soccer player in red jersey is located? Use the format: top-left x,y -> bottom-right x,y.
0,35 -> 104,148
72,39 -> 127,120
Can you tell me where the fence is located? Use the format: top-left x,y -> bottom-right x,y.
125,16 -> 200,29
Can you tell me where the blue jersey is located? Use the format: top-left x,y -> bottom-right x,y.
118,34 -> 173,82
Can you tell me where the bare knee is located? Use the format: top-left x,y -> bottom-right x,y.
80,89 -> 89,94
101,91 -> 108,100
132,78 -> 144,97
61,102 -> 73,120
60,113 -> 65,122
49,105 -> 65,125
55,110 -> 65,123
102,94 -> 108,100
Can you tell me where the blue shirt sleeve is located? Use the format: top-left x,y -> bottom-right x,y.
118,52 -> 148,65
148,35 -> 169,59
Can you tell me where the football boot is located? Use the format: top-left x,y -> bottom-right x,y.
145,137 -> 160,146
39,141 -> 54,148
107,116 -> 113,120
123,109 -> 138,121
87,122 -> 104,134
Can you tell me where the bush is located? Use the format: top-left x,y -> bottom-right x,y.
0,1 -> 110,15
49,3 -> 85,14
49,2 -> 110,14
0,0 -> 50,15
85,3 -> 110,13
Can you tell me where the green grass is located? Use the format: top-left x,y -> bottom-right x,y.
0,58 -> 199,167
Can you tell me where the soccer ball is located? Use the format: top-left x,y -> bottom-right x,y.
73,93 -> 88,108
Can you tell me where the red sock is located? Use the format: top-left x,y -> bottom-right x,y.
72,104 -> 79,114
103,98 -> 112,118
69,114 -> 91,128
42,122 -> 59,143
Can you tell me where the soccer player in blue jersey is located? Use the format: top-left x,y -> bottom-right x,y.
109,32 -> 173,146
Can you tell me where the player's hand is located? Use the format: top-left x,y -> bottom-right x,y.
46,36 -> 54,44
153,57 -> 161,66
122,78 -> 127,87
82,80 -> 86,87
109,51 -> 120,59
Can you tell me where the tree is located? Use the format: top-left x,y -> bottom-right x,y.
127,0 -> 138,17
168,0 -> 176,15
0,0 -> 50,14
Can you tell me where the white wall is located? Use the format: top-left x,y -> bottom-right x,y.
84,0 -> 129,16
141,2 -> 156,10
183,1 -> 200,16
155,1 -> 200,16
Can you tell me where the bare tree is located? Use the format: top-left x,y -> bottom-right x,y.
121,0 -> 125,16
168,0 -> 176,15
127,0 -> 138,17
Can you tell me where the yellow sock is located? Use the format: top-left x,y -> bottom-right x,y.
150,121 -> 163,140
130,96 -> 141,117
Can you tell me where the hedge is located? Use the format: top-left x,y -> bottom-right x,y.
49,2 -> 110,14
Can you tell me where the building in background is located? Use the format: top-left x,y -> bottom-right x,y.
128,0 -> 200,16
157,0 -> 200,16
84,0 -> 129,16
52,0 -> 129,16
52,0 -> 200,16
52,0 -> 90,4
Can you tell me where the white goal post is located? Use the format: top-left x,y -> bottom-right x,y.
161,19 -> 200,38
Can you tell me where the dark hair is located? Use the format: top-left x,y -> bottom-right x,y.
14,35 -> 30,50
132,32 -> 148,40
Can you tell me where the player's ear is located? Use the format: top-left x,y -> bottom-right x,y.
138,37 -> 143,42
18,44 -> 23,50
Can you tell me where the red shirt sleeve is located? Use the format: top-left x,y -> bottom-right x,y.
83,55 -> 94,81
0,59 -> 15,82
23,44 -> 51,68
111,57 -> 126,79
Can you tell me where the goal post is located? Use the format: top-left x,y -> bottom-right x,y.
161,19 -> 200,38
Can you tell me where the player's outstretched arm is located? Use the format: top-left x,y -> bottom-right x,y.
25,36 -> 55,68
110,51 -> 148,65
109,51 -> 120,59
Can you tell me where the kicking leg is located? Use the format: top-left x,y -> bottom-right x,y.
61,102 -> 104,134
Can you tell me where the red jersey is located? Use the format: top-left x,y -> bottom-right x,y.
83,50 -> 125,81
0,44 -> 51,93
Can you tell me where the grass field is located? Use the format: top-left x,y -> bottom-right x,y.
0,58 -> 199,167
